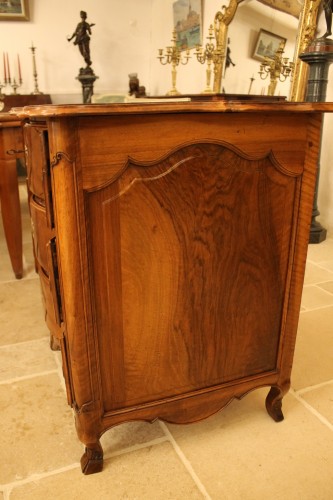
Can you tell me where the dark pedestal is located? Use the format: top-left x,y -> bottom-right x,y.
299,38 -> 333,244
77,68 -> 99,104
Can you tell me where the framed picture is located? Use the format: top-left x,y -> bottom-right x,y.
0,0 -> 30,21
253,29 -> 286,62
173,0 -> 203,51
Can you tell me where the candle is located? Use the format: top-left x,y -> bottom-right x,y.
17,54 -> 22,82
3,52 -> 7,82
6,53 -> 11,82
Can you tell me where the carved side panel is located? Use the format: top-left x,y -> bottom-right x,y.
85,142 -> 300,412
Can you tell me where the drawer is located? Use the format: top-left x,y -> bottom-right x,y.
38,262 -> 61,333
23,123 -> 50,201
30,197 -> 50,273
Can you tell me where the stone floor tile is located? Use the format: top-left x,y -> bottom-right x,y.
166,388 -> 333,500
101,420 -> 166,457
0,374 -> 82,484
0,239 -> 36,282
300,383 -> 333,425
317,280 -> 333,294
9,442 -> 203,500
0,279 -> 49,346
301,284 -> 333,310
0,338 -> 57,382
292,307 -> 333,390
303,262 -> 333,285
0,253 -> 15,282
319,260 -> 333,272
307,238 -> 333,262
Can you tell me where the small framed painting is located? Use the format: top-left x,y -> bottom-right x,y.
173,0 -> 203,50
0,0 -> 30,21
253,29 -> 286,61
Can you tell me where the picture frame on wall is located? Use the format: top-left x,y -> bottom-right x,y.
0,0 -> 30,21
253,29 -> 286,62
173,0 -> 203,50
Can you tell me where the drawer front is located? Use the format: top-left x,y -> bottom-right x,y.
30,198 -> 50,273
24,124 -> 47,199
38,261 -> 61,331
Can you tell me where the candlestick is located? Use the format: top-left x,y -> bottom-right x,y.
248,75 -> 255,94
30,43 -> 43,94
17,54 -> 22,84
11,77 -> 21,95
6,53 -> 11,83
3,52 -> 7,83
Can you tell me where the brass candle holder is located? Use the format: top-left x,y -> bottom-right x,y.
195,24 -> 223,94
10,77 -> 22,95
258,42 -> 294,96
2,53 -> 23,95
30,43 -> 43,95
158,30 -> 190,96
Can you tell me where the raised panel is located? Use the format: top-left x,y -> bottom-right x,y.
85,142 -> 300,412
30,197 -> 50,273
24,124 -> 48,199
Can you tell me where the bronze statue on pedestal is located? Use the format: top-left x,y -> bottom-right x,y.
68,10 -> 95,68
67,11 -> 98,104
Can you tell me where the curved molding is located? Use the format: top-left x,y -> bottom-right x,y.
101,379 -> 283,428
85,140 -> 303,194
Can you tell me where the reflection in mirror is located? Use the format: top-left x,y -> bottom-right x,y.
218,0 -> 300,97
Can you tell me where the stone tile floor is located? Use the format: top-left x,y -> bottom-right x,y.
0,184 -> 332,499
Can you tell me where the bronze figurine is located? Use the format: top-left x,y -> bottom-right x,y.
68,11 -> 95,67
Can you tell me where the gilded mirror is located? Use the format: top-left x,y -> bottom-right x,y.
213,0 -> 322,100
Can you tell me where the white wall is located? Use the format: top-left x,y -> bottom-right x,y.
0,0 -> 153,98
0,0 -> 331,234
0,0 -> 299,97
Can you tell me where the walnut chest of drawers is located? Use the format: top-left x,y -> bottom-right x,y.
14,101 -> 330,474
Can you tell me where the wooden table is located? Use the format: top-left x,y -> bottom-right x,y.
0,113 -> 25,278
0,95 -> 51,278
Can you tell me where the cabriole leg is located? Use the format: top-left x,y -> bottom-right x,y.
80,440 -> 103,475
265,386 -> 285,422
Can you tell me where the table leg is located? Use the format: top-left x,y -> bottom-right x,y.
0,158 -> 23,279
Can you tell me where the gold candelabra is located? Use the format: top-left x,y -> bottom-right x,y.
195,24 -> 222,94
158,31 -> 190,96
258,42 -> 294,96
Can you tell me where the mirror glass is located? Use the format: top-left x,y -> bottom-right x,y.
222,0 -> 300,97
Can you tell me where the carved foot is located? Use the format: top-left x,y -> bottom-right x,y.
265,386 -> 284,422
50,334 -> 61,351
81,442 -> 103,475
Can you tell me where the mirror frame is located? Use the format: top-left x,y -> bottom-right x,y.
213,0 -> 321,100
